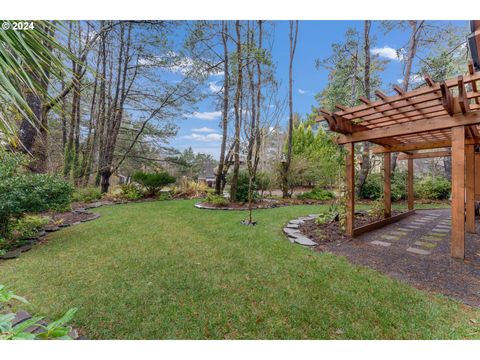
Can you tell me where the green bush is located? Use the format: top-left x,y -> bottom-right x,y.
157,191 -> 172,201
11,215 -> 49,240
297,187 -> 335,201
120,183 -> 143,200
228,171 -> 259,203
415,177 -> 451,200
0,284 -> 77,340
72,187 -> 102,203
132,171 -> 176,196
0,149 -> 28,178
256,171 -> 273,195
0,174 -> 73,237
205,193 -> 229,206
360,173 -> 382,200
1,215 -> 50,253
360,171 -> 406,201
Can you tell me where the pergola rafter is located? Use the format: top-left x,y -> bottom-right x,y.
317,61 -> 480,259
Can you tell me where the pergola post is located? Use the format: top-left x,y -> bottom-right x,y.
407,158 -> 414,211
384,152 -> 391,218
345,142 -> 355,237
451,126 -> 466,259
466,144 -> 476,233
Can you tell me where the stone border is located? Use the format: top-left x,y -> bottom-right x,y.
283,214 -> 319,247
0,209 -> 101,261
194,201 -> 281,211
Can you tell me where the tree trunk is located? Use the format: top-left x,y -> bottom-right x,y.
392,20 -> 423,172
230,20 -> 242,202
357,20 -> 372,197
215,21 -> 229,195
281,20 -> 298,198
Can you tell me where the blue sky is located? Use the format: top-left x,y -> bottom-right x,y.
169,20 -> 469,158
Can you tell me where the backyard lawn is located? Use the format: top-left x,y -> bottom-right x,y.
0,200 -> 478,339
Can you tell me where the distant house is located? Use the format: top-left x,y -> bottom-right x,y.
198,163 -> 217,188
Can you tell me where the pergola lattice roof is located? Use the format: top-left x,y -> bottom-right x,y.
318,62 -> 480,153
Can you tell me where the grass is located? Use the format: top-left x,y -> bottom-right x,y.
0,200 -> 478,339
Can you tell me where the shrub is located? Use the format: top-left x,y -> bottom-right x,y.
132,171 -> 176,196
0,149 -> 29,178
359,171 -> 406,201
157,191 -> 172,201
72,187 -> 102,203
256,171 -> 273,196
315,201 -> 346,230
297,187 -> 335,201
205,193 -> 229,206
11,215 -> 49,240
0,174 -> 73,237
172,177 -> 210,199
367,198 -> 385,219
120,183 -> 143,200
1,215 -> 50,253
0,284 -> 77,340
359,173 -> 382,200
228,171 -> 258,203
415,177 -> 451,200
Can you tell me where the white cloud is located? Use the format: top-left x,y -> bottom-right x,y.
189,111 -> 222,121
208,81 -> 222,93
371,46 -> 402,61
192,127 -> 216,133
396,74 -> 423,85
298,89 -> 309,94
183,133 -> 222,142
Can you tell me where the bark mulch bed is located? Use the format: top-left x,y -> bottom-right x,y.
299,210 -> 404,248
0,207 -> 101,261
196,198 -> 331,211
297,208 -> 480,307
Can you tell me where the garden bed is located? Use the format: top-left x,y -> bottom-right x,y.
299,210 -> 404,246
0,209 -> 100,261
195,198 -> 332,210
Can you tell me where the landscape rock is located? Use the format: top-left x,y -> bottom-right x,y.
293,236 -> 317,246
283,228 -> 301,237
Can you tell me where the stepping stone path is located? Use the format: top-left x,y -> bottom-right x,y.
406,247 -> 431,255
359,209 -> 451,257
283,214 -> 319,247
370,240 -> 391,247
284,209 -> 453,259
381,234 -> 400,241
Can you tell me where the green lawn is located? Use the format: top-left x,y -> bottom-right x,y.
0,200 -> 477,339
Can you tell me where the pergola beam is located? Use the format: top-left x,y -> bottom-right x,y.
371,138 -> 480,154
384,153 -> 391,218
336,112 -> 480,144
345,143 -> 355,237
451,126 -> 466,259
466,144 -> 476,233
407,158 -> 414,211
397,151 -> 451,160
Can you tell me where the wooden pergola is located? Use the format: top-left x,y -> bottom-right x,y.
318,62 -> 480,259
